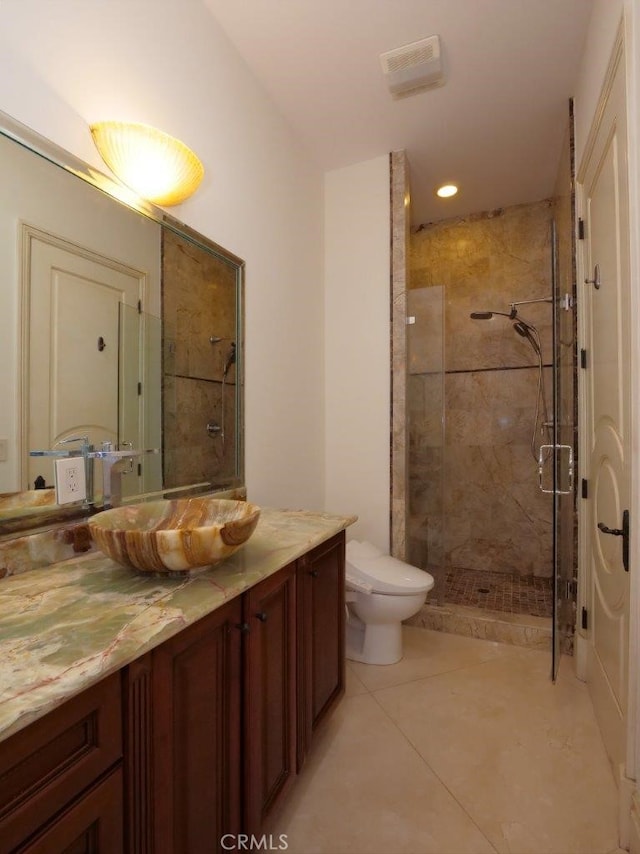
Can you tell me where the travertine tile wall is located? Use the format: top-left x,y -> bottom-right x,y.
390,151 -> 410,559
409,200 -> 555,586
162,230 -> 238,489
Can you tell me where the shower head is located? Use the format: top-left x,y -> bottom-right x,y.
470,309 -> 517,321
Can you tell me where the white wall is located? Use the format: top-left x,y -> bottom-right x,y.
324,156 -> 391,550
0,0 -> 325,511
573,0 -> 625,167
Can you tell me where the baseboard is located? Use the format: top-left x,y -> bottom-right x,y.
628,787 -> 640,853
619,765 -> 634,850
575,632 -> 588,681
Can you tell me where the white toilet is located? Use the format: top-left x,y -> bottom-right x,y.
345,540 -> 434,665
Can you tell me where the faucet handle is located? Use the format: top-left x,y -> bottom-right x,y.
57,435 -> 90,452
119,441 -> 135,475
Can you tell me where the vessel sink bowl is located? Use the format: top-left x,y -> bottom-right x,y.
89,498 -> 260,573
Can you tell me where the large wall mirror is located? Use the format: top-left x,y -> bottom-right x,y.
0,110 -> 244,536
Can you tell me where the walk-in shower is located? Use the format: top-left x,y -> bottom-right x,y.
402,196 -> 577,676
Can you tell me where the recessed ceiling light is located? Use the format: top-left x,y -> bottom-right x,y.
436,184 -> 458,198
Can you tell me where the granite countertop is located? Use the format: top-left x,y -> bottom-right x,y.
0,507 -> 355,742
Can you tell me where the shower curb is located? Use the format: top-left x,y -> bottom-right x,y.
405,602 -> 554,651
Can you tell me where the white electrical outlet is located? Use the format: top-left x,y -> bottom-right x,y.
54,457 -> 87,505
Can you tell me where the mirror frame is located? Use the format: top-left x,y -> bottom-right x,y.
0,109 -> 245,537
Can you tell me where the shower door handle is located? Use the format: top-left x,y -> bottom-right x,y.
538,444 -> 574,494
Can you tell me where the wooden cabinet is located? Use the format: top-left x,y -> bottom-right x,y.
0,671 -> 123,853
297,533 -> 346,770
0,531 -> 346,853
243,561 -> 297,833
150,597 -> 243,854
18,769 -> 123,854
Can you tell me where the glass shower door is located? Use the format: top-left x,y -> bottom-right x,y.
407,286 -> 445,601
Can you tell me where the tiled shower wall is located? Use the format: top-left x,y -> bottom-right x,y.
408,200 -> 555,599
162,230 -> 238,489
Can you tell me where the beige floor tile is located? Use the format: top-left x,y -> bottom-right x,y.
345,662 -> 369,697
374,647 -> 619,854
348,625 -> 522,692
272,692 -> 495,854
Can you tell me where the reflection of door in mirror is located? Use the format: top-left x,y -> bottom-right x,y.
25,228 -> 147,501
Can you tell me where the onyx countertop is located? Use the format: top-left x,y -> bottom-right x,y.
0,507 -> 355,742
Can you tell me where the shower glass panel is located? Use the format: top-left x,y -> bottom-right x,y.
552,226 -> 577,678
407,286 -> 445,602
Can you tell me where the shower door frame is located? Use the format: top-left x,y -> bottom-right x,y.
550,218 -> 577,682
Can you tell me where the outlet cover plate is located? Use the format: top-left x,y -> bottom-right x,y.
54,457 -> 87,505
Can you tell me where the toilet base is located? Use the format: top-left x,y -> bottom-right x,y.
346,618 -> 403,666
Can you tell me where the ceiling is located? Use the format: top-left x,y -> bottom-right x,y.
203,0 -> 593,224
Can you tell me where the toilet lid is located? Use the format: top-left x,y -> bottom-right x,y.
346,541 -> 434,595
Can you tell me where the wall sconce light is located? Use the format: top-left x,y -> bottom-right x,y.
90,121 -> 204,206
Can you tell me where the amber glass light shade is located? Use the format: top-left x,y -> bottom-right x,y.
90,121 -> 204,206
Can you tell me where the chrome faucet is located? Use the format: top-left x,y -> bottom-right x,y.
31,439 -> 158,508
87,442 -> 142,509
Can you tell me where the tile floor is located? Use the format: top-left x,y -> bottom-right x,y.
444,567 -> 554,618
271,627 -> 623,854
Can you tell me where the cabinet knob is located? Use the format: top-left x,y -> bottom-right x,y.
256,611 -> 268,622
235,622 -> 251,634
309,569 -> 319,578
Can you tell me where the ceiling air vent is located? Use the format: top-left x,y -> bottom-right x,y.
380,35 -> 443,98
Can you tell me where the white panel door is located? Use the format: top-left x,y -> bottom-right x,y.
580,42 -> 631,772
27,233 -> 143,500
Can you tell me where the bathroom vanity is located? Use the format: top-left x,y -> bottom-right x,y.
0,508 -> 353,852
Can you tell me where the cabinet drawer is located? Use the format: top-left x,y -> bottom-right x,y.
17,766 -> 123,854
0,672 -> 122,851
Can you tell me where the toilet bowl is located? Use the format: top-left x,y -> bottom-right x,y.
345,540 -> 434,665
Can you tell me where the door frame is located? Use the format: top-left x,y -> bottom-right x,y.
575,17 -> 640,843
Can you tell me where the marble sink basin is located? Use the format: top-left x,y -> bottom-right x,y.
88,498 -> 260,573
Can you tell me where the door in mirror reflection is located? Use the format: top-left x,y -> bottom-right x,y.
25,227 -> 158,501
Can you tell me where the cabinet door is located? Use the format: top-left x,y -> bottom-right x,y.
152,597 -> 243,854
297,533 -> 345,769
18,768 -> 123,854
0,672 -> 122,852
243,562 -> 297,834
